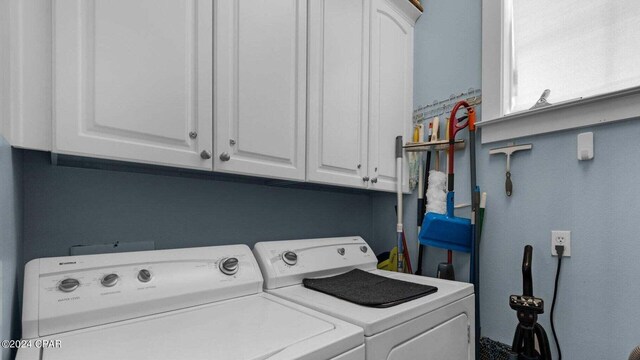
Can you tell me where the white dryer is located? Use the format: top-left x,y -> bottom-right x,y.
253,237 -> 475,360
17,245 -> 364,360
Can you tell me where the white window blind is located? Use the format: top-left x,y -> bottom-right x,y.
509,1 -> 640,113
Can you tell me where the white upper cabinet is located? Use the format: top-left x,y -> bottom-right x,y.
307,0 -> 370,189
307,0 -> 418,192
368,0 -> 414,192
2,0 -> 52,151
19,0 -> 418,190
214,0 -> 307,181
53,0 -> 213,170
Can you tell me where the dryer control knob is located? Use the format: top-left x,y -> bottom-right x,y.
337,248 -> 346,256
360,246 -> 368,253
58,278 -> 80,292
219,257 -> 239,275
137,269 -> 152,283
101,274 -> 119,287
282,251 -> 298,266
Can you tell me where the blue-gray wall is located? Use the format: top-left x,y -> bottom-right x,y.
0,137 -> 22,360
22,151 -> 376,262
412,1 -> 640,358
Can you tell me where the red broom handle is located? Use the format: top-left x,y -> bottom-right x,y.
447,101 -> 473,175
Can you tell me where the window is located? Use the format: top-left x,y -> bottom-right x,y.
481,0 -> 640,143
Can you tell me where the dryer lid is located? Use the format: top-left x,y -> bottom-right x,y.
268,270 -> 474,336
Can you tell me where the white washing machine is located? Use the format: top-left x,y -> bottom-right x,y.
16,245 -> 365,360
253,237 -> 475,360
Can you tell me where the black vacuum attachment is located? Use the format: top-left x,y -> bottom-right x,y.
510,245 -> 552,360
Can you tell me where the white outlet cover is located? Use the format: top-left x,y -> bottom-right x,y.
551,230 -> 571,257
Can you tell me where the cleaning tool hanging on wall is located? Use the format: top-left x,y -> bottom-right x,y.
395,136 -> 405,273
416,100 -> 483,357
426,117 -> 446,215
419,102 -> 474,280
401,227 -> 412,274
489,144 -> 532,196
426,171 -> 446,214
408,125 -> 421,190
478,192 -> 487,240
394,206 -> 413,274
441,114 -> 456,279
428,116 -> 454,280
415,121 -> 432,276
432,117 -> 441,170
467,104 -> 481,360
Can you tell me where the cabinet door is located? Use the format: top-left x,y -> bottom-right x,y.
307,0 -> 370,188
368,0 -> 413,192
53,0 -> 213,170
214,0 -> 306,181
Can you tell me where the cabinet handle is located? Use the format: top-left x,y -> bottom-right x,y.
362,176 -> 370,182
219,152 -> 231,161
371,177 -> 378,184
189,131 -> 198,139
200,150 -> 212,160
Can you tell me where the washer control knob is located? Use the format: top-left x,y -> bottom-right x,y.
360,246 -> 368,253
137,269 -> 152,283
101,273 -> 119,287
282,251 -> 298,266
337,248 -> 346,256
58,278 -> 80,292
219,257 -> 239,275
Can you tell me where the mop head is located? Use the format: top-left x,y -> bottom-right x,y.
426,170 -> 447,214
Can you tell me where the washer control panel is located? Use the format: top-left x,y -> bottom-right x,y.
253,237 -> 377,289
22,245 -> 263,339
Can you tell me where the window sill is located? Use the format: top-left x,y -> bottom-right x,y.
478,86 -> 640,143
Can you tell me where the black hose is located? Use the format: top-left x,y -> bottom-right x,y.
550,252 -> 563,360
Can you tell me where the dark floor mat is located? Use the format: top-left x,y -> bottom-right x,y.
303,269 -> 438,308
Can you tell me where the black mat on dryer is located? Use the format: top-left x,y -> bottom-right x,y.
302,269 -> 438,308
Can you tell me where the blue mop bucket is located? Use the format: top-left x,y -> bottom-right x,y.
419,212 -> 471,253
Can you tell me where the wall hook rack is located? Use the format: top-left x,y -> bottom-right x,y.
489,144 -> 532,196
413,88 -> 482,125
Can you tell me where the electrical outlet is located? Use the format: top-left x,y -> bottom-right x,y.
551,230 -> 571,257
